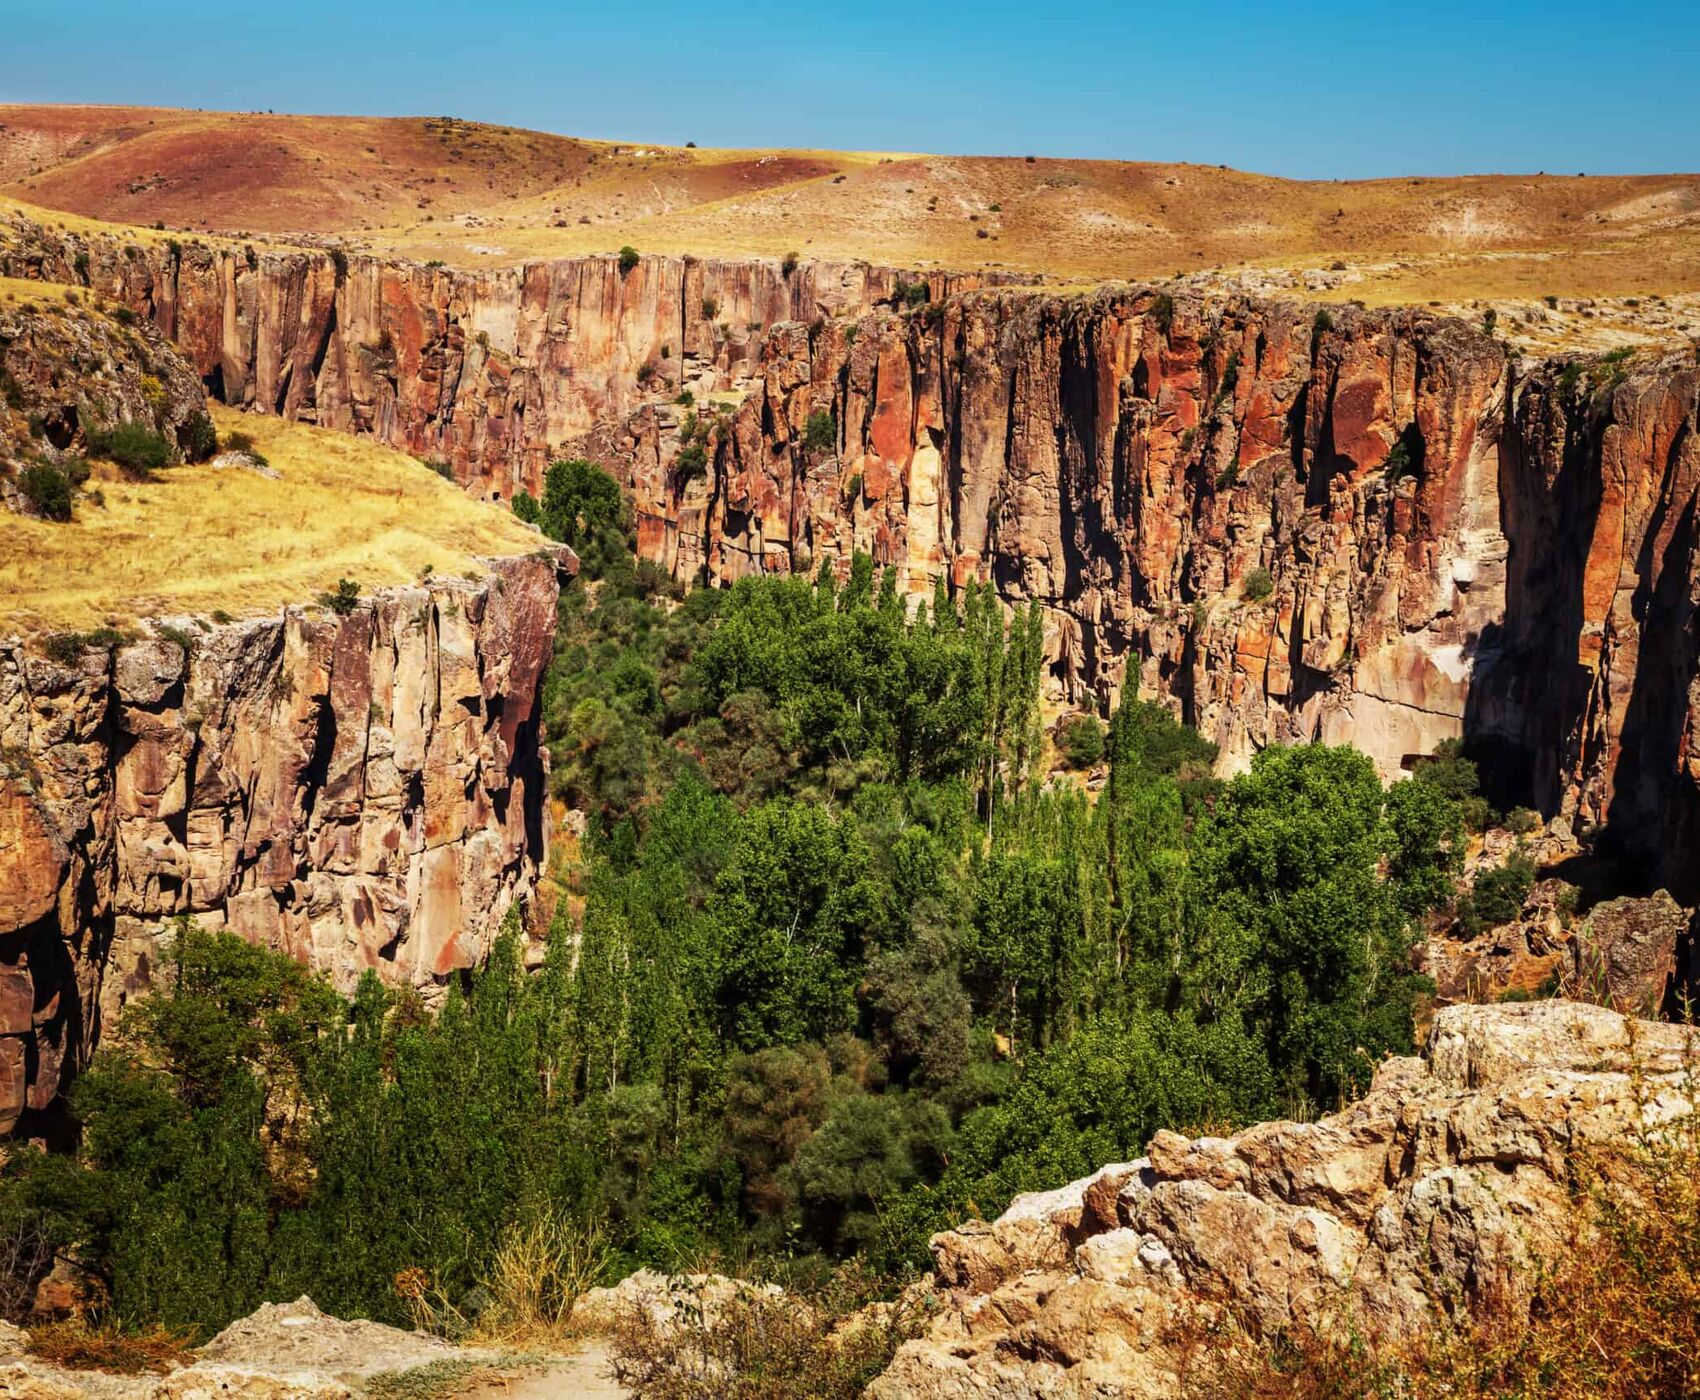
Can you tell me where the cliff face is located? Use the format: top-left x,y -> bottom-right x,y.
0,211 -> 1011,500
0,549 -> 570,1135
4,208 -> 1695,897
615,294 -> 1700,898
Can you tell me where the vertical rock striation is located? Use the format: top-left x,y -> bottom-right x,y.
615,293 -> 1700,900
0,211 -> 1011,500
0,549 -> 571,1134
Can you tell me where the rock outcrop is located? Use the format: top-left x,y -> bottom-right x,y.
1,285 -> 206,505
0,548 -> 570,1134
872,1000 -> 1698,1398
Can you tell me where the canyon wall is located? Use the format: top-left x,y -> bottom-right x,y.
613,293 -> 1700,900
0,550 -> 570,1135
4,207 -> 1695,900
0,209 -> 1011,500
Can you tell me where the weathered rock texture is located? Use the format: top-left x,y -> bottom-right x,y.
5,210 -> 1697,896
0,286 -> 205,501
872,1000 -> 1698,1398
612,295 -> 1700,903
0,550 -> 570,1134
0,210 -> 1011,500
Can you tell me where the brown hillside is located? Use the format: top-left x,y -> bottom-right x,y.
2,103 -> 1698,313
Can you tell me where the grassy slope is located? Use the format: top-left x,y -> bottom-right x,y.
0,401 -> 542,635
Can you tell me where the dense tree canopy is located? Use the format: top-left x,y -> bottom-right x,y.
4,462 -> 1473,1334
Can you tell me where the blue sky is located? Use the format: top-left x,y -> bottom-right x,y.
3,0 -> 1696,178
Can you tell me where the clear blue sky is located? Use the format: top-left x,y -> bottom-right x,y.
3,0 -> 1696,179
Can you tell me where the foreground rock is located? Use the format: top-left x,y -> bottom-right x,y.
0,1296 -> 491,1397
871,1000 -> 1697,1398
0,548 -> 571,1132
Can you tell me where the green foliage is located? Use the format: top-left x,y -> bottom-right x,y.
323,578 -> 361,616
1456,851 -> 1536,935
1056,714 -> 1105,770
25,521 -> 1484,1340
87,420 -> 173,474
180,411 -> 218,463
782,251 -> 800,277
511,490 -> 541,525
803,409 -> 837,455
618,246 -> 640,275
533,459 -> 630,574
893,279 -> 929,309
1243,566 -> 1274,602
1412,737 -> 1495,831
19,461 -> 74,521
1313,307 -> 1335,336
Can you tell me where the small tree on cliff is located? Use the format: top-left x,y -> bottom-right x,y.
537,458 -> 629,575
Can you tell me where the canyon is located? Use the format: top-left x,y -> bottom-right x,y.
5,208 -> 1696,909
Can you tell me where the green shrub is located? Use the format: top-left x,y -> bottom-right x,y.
19,462 -> 74,521
1150,293 -> 1175,335
180,411 -> 218,463
40,633 -> 85,665
1057,715 -> 1105,770
73,250 -> 90,281
323,578 -> 361,616
1243,566 -> 1274,602
618,246 -> 640,275
1312,307 -> 1335,336
675,441 -> 708,481
782,251 -> 800,277
893,279 -> 929,309
87,420 -> 173,474
803,409 -> 836,455
512,490 -> 541,525
1456,852 -> 1536,935
423,458 -> 454,481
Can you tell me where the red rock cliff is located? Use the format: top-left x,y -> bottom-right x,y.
0,550 -> 570,1135
612,292 -> 1699,899
0,209 -> 1012,500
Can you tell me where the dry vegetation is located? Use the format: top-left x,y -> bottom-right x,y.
2,105 -> 1697,320
24,1319 -> 196,1375
1172,1036 -> 1700,1400
0,402 -> 541,635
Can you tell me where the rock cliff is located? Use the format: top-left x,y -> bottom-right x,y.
0,549 -> 570,1135
5,208 -> 1696,899
872,1000 -> 1698,1398
0,209 -> 1012,500
614,294 -> 1700,901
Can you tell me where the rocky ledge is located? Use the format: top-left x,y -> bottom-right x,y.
0,546 -> 573,1134
872,1000 -> 1697,1398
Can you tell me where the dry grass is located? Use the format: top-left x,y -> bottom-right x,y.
607,1270 -> 925,1400
3,105 -> 1698,311
0,404 -> 541,636
473,1213 -> 613,1346
25,1318 -> 196,1375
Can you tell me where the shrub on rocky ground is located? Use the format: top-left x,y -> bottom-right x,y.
86,419 -> 172,474
19,461 -> 73,520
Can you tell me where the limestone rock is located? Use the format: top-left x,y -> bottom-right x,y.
0,549 -> 571,1129
872,1001 -> 1698,1397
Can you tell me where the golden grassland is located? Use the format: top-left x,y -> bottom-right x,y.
0,405 -> 541,636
